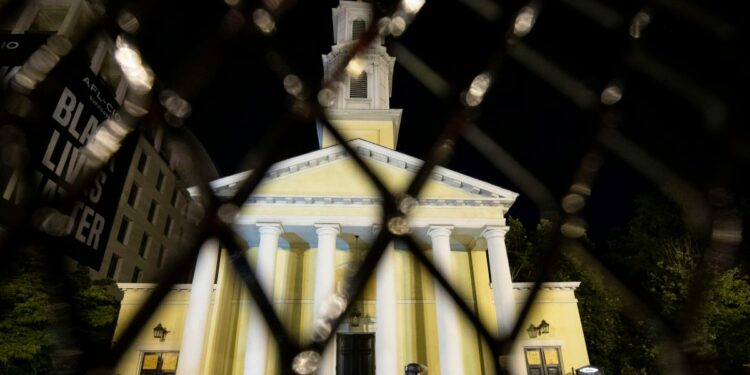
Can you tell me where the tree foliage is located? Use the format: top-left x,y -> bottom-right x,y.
506,191 -> 750,374
0,247 -> 54,374
0,247 -> 121,374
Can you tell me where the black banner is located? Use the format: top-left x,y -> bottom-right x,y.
0,33 -> 50,66
1,46 -> 136,269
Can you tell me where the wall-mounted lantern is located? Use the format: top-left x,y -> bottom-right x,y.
526,320 -> 550,338
153,323 -> 170,341
348,307 -> 362,327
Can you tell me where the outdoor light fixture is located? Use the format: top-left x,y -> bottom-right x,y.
526,320 -> 550,338
153,323 -> 169,341
539,320 -> 550,334
349,307 -> 362,327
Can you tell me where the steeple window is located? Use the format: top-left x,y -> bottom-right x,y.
350,71 -> 368,98
352,19 -> 366,40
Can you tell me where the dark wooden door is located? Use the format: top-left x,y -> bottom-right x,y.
336,333 -> 375,375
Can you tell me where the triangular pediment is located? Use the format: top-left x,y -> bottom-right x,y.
199,139 -> 517,206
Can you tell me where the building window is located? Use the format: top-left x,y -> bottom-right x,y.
171,189 -> 179,206
140,351 -> 179,374
128,185 -> 140,207
350,71 -> 367,99
137,152 -> 149,173
164,216 -> 173,236
139,234 -> 150,257
524,347 -> 562,375
157,246 -> 166,269
131,267 -> 143,283
148,201 -> 158,223
106,254 -> 120,279
156,172 -> 165,192
117,217 -> 131,244
352,19 -> 366,39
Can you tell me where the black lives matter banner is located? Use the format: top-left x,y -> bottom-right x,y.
1,40 -> 136,269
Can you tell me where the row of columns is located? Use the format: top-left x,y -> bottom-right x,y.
177,224 -> 514,375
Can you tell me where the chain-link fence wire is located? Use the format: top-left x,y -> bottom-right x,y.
0,0 -> 746,373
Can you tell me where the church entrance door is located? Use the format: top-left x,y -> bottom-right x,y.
336,333 -> 375,375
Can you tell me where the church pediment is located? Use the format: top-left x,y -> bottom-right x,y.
202,140 -> 517,208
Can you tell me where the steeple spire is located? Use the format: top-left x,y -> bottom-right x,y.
317,1 -> 403,149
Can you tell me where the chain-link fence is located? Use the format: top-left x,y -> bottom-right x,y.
1,0 -> 747,374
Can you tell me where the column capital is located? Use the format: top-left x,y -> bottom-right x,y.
481,225 -> 509,240
257,222 -> 284,235
427,225 -> 453,239
315,223 -> 341,235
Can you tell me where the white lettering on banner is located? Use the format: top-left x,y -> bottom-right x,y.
82,76 -> 117,119
51,87 -> 102,144
0,41 -> 19,50
40,129 -> 88,184
66,201 -> 106,250
88,169 -> 106,203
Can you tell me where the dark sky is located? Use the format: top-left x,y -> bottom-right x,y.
131,0 -> 747,240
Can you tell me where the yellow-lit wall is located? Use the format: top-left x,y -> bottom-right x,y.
114,250 -> 589,375
114,284 -> 210,375
320,120 -> 396,149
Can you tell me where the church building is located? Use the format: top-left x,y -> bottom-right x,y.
113,2 -> 590,374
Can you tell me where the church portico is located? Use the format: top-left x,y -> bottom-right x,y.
221,218 -> 518,375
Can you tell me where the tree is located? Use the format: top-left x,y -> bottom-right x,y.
0,246 -> 54,374
504,199 -> 750,374
0,246 -> 121,374
601,192 -> 750,373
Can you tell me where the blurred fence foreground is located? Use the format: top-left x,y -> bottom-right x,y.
1,0 -> 748,374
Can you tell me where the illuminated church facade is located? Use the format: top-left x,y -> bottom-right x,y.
113,2 -> 590,374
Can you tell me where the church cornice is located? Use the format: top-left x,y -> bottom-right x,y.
245,195 -> 508,207
512,282 -> 581,291
194,139 -> 518,207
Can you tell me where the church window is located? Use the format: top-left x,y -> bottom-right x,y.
140,351 -> 179,374
524,347 -> 563,375
350,71 -> 368,98
352,19 -> 366,39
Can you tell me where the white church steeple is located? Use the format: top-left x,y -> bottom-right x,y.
317,1 -> 403,149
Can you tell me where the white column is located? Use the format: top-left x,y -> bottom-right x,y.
482,226 -> 514,336
482,225 -> 523,375
428,225 -> 465,375
313,223 -> 340,375
375,242 -> 398,375
244,223 -> 283,375
177,239 -> 220,375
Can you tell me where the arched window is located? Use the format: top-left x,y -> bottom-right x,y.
350,71 -> 368,98
352,19 -> 366,40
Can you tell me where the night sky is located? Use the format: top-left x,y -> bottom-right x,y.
130,0 -> 747,241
